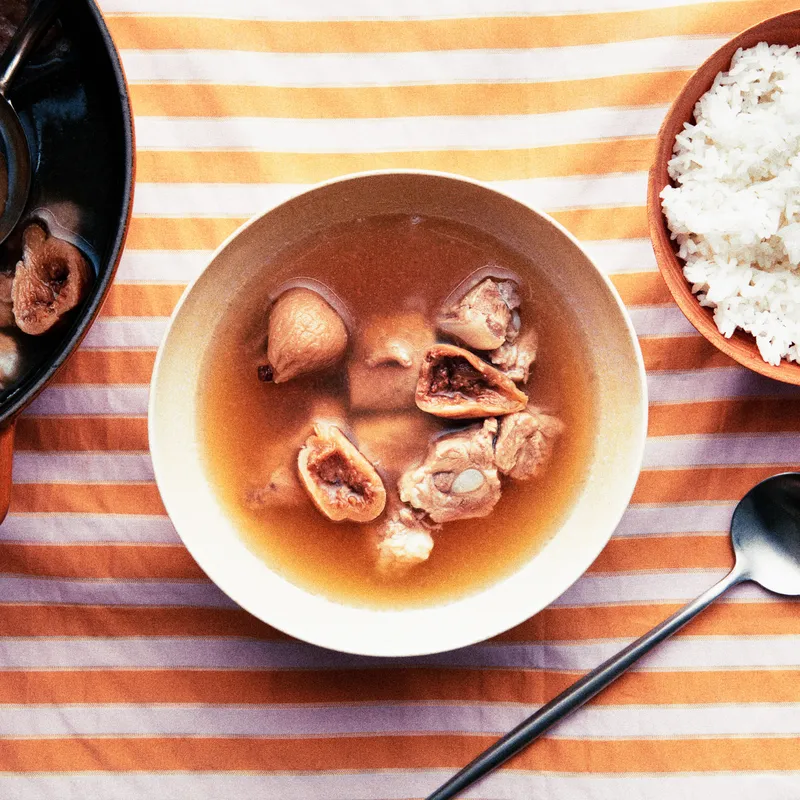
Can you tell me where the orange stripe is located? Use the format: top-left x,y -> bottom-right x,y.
0,598 -> 795,642
0,535 -> 729,581
610,272 -> 671,306
135,139 -> 655,183
649,399 -> 800,436
0,734 -> 794,772
0,544 -> 203,580
589,534 -> 730,573
130,72 -> 692,119
0,666 -> 797,706
52,351 -> 156,385
632,467 -> 795,504
107,1 -> 795,52
126,207 -> 646,250
15,417 -> 148,452
640,335 -> 737,371
10,484 -> 166,515
101,284 -> 185,317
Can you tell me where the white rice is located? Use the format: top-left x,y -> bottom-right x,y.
660,42 -> 800,366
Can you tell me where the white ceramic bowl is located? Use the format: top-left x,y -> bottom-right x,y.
149,171 -> 647,657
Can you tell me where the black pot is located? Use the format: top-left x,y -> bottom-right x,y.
0,0 -> 134,520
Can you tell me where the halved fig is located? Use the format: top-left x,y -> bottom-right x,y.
12,224 -> 91,335
437,277 -> 520,350
297,422 -> 386,522
415,343 -> 527,418
259,288 -> 348,384
494,407 -> 565,480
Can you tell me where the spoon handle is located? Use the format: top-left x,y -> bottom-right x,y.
0,0 -> 62,97
426,564 -> 747,800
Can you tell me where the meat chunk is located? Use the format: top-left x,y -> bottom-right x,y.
349,312 -> 435,412
416,344 -> 527,419
373,505 -> 437,577
490,326 -> 538,383
399,419 -> 501,523
494,408 -> 565,481
298,422 -> 386,523
438,277 -> 521,350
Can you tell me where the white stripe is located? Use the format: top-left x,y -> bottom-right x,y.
614,502 -> 735,537
121,38 -> 724,87
24,386 -> 150,416
132,173 -> 647,217
116,249 -> 211,283
12,453 -> 154,484
0,702 -> 797,738
98,0 -> 731,21
113,241 -> 655,285
10,437 -> 795,484
0,514 -> 179,543
553,570 -> 769,608
583,238 -> 657,274
628,305 -> 696,336
1,771 -> 797,800
133,106 -> 668,151
647,368 -> 800,404
22,369 -> 800,418
82,318 -> 168,349
0,633 -> 797,670
641,435 -> 800,469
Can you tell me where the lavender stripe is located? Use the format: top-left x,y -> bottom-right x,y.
0,634 -> 797,671
647,368 -> 800,404
613,503 -> 735,537
24,386 -> 150,416
641,434 -> 800,468
628,306 -> 696,336
0,514 -> 180,544
1,702 -> 798,738
0,576 -> 234,608
0,769 -> 798,800
12,453 -> 155,484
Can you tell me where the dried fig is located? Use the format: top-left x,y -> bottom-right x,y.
259,288 -> 348,384
12,224 -> 91,336
297,422 -> 386,523
0,331 -> 21,388
415,343 -> 528,418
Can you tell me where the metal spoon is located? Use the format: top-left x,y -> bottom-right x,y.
427,471 -> 800,800
0,0 -> 62,245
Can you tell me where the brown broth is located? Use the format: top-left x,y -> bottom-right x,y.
198,214 -> 597,609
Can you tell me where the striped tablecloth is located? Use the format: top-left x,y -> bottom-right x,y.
5,1 -> 800,797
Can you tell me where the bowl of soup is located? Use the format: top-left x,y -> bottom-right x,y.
149,171 -> 647,657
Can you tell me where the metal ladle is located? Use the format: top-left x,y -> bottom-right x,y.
0,0 -> 62,245
428,472 -> 800,799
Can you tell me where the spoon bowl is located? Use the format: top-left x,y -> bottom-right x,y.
427,472 -> 800,799
732,472 -> 800,596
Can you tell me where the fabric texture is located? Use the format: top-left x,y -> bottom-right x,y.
4,0 -> 800,797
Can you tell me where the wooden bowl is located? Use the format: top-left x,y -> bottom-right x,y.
648,9 -> 800,385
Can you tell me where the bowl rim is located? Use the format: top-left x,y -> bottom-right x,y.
149,168 -> 648,657
647,8 -> 800,386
